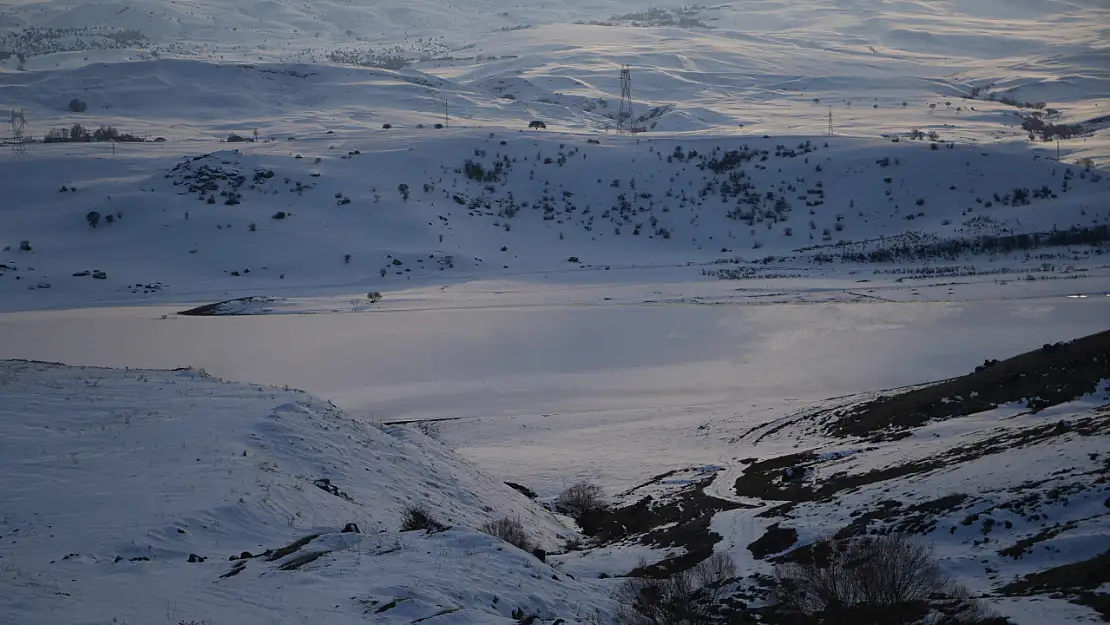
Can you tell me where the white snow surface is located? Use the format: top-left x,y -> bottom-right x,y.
0,360 -> 614,624
2,0 -> 1110,622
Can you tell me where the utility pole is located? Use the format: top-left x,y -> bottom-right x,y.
444,99 -> 448,128
828,107 -> 833,137
1056,138 -> 1060,161
9,109 -> 27,155
619,65 -> 633,135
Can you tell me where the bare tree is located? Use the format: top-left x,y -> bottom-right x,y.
773,534 -> 948,615
615,553 -> 737,625
556,481 -> 604,519
399,505 -> 445,532
479,517 -> 531,551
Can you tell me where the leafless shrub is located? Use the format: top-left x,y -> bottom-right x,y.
773,534 -> 949,615
400,505 -> 445,532
693,552 -> 737,592
413,420 -> 441,440
556,481 -> 604,519
479,517 -> 531,551
615,553 -> 737,625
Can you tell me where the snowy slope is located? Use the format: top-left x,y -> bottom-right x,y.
1,0 -> 1109,622
2,0 -> 1108,154
0,359 -> 615,625
1,126 -> 1107,313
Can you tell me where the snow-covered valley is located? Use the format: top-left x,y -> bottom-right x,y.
2,0 -> 1109,622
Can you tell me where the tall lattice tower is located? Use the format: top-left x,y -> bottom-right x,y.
9,109 -> 27,155
618,64 -> 633,135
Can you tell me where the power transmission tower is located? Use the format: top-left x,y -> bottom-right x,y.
618,65 -> 633,135
9,109 -> 27,155
827,107 -> 833,137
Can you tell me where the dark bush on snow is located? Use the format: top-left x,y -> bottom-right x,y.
400,505 -> 445,532
556,481 -> 604,520
771,534 -> 1001,624
615,552 -> 736,625
479,517 -> 531,551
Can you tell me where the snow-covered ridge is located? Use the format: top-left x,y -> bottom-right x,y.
1,127 -> 1107,314
0,359 -> 613,624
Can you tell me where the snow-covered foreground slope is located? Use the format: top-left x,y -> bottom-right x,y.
697,332 -> 1110,623
0,360 -> 614,625
531,333 -> 1110,624
3,334 -> 1108,623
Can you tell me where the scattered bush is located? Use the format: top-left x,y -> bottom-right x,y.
400,505 -> 445,532
479,517 -> 532,551
86,211 -> 101,228
772,534 -> 952,618
615,553 -> 737,625
19,240 -> 32,252
68,98 -> 87,112
271,211 -> 287,220
414,420 -> 441,439
367,291 -> 382,303
556,481 -> 604,520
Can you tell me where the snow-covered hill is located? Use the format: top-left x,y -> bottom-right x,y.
0,359 -> 614,624
1,0 -> 1109,623
3,333 -> 1107,624
1,126 -> 1107,313
2,0 -> 1108,155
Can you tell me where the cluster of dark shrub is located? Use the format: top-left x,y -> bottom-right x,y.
828,226 -> 1108,264
45,123 -> 144,143
1020,114 -> 1082,141
1,26 -> 145,57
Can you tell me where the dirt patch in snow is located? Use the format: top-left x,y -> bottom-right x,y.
827,330 -> 1110,439
1001,550 -> 1110,619
179,296 -> 278,316
747,524 -> 798,559
580,468 -> 753,577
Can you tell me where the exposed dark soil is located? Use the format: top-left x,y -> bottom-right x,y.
836,494 -> 969,539
278,550 -> 330,571
504,481 -> 538,499
748,524 -> 798,559
579,469 -> 753,577
265,533 -> 321,561
1001,550 -> 1110,619
737,413 -> 1108,513
179,296 -> 273,316
734,450 -> 945,511
827,330 -> 1110,438
997,521 -> 1080,559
